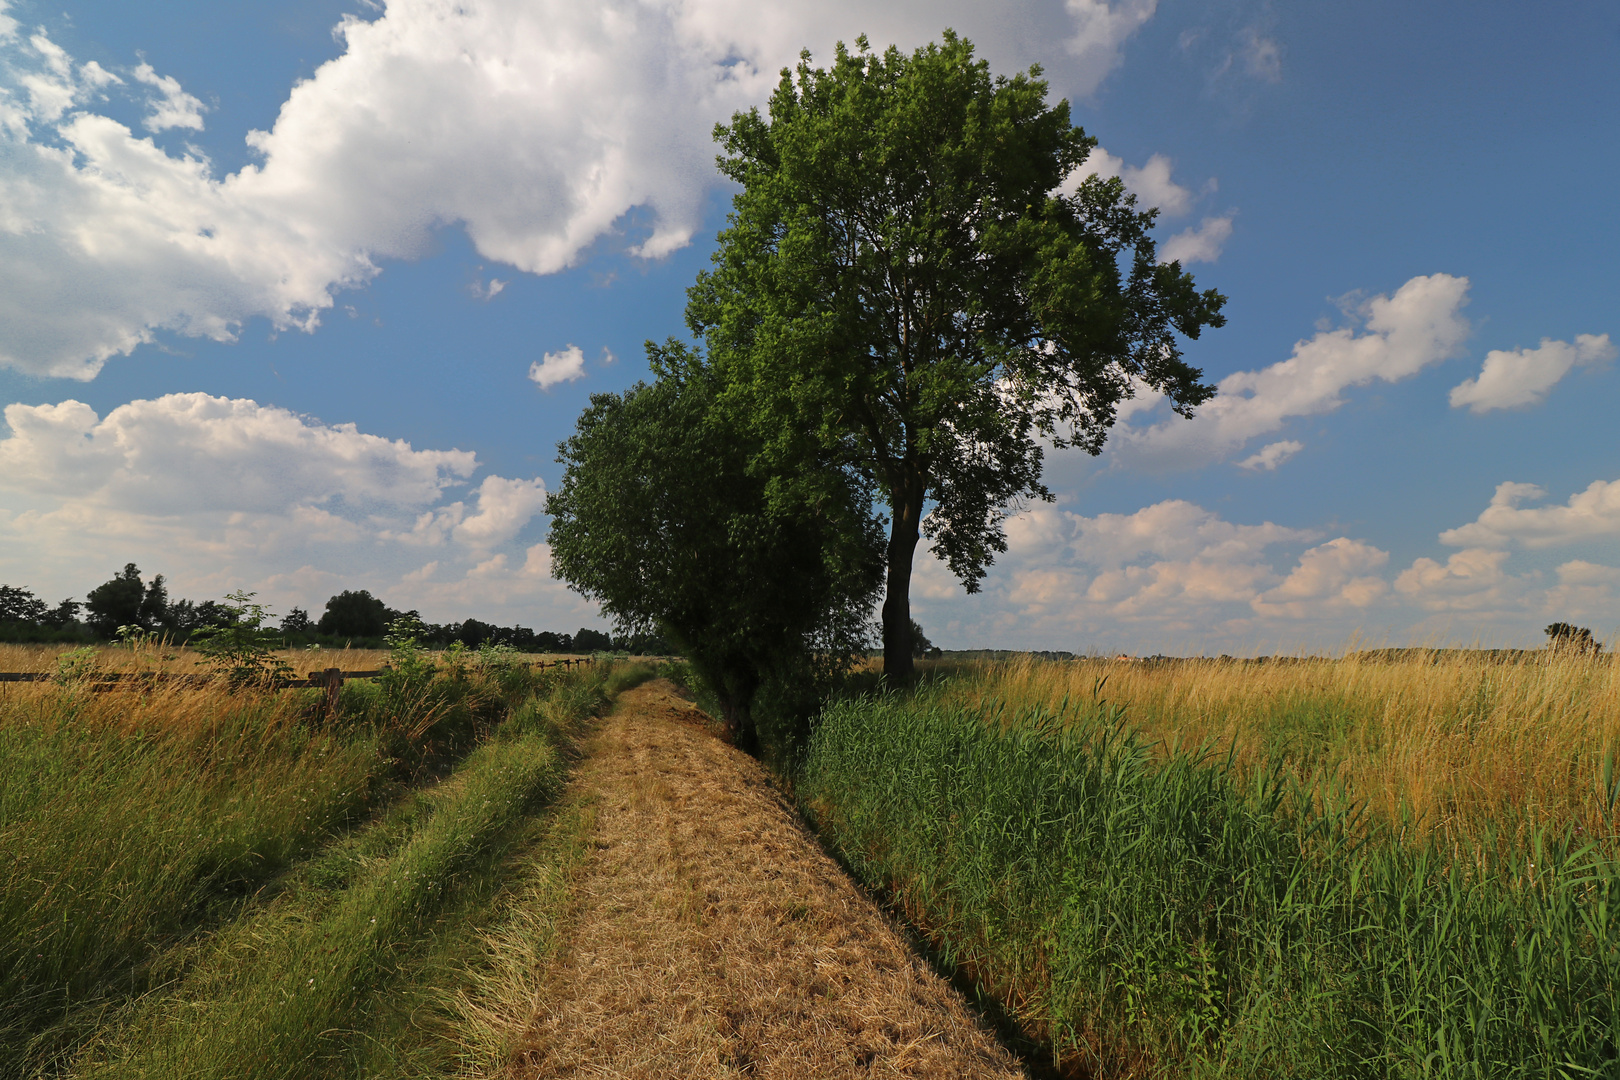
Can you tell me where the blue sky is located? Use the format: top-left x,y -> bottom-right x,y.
0,0 -> 1615,652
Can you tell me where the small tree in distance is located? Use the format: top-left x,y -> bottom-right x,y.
280,607 -> 313,635
909,619 -> 937,659
1545,623 -> 1602,655
85,564 -> 149,637
190,591 -> 293,687
318,590 -> 390,639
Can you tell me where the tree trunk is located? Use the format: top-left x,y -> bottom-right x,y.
881,475 -> 923,684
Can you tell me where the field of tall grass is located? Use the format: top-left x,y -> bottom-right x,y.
0,642 -> 645,1080
800,652 -> 1620,1078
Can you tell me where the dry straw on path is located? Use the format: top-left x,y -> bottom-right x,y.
508,680 -> 1022,1080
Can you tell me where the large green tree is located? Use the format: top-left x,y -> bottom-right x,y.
688,32 -> 1226,680
546,349 -> 882,757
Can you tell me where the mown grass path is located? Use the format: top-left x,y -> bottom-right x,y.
510,680 -> 1022,1079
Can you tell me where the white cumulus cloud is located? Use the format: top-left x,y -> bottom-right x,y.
1160,213 -> 1233,264
1448,333 -> 1615,413
1064,0 -> 1158,95
0,390 -> 570,626
1251,537 -> 1388,618
528,345 -> 588,390
1235,439 -> 1301,471
131,61 -> 206,131
0,392 -> 474,513
1115,273 -> 1472,469
1394,548 -> 1534,613
452,475 -> 549,548
911,499 -> 1345,644
1438,479 -> 1620,550
0,0 -> 1155,381
1070,146 -> 1196,216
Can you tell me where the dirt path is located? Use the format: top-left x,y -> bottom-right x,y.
509,680 -> 1025,1079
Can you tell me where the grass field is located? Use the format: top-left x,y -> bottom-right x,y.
16,641 -> 1620,1077
0,644 -> 649,1080
800,652 -> 1620,1078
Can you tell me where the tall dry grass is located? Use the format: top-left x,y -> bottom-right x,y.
934,651 -> 1620,840
0,641 -> 395,675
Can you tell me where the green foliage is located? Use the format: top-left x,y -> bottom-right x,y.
51,645 -> 99,685
317,588 -> 390,639
801,689 -> 1620,1077
189,591 -> 294,688
0,584 -> 48,624
547,361 -> 882,757
572,626 -> 614,652
84,563 -> 148,637
908,618 -> 937,658
279,606 -> 313,634
377,612 -> 435,697
692,32 -> 1225,679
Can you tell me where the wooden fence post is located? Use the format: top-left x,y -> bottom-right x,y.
318,667 -> 342,717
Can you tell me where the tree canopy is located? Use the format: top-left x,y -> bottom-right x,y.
688,32 -> 1225,679
85,564 -> 151,636
546,350 -> 882,756
318,589 -> 390,639
1546,622 -> 1602,654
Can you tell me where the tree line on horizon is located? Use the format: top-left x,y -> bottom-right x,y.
0,564 -> 655,654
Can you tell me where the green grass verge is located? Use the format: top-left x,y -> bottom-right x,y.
3,657 -> 611,1080
62,665 -> 608,1080
798,690 -> 1620,1078
0,694 -> 383,1076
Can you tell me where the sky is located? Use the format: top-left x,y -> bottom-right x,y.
0,0 -> 1616,654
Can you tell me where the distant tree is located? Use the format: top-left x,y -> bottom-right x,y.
85,564 -> 149,636
190,600 -> 237,631
140,574 -> 170,630
166,598 -> 197,631
1545,622 -> 1602,654
0,585 -> 48,624
548,362 -> 882,755
41,598 -> 81,629
318,590 -> 390,639
573,627 -> 615,653
494,625 -> 538,652
457,618 -> 497,648
692,33 -> 1225,682
616,630 -> 674,655
280,607 -> 313,634
528,630 -> 573,653
908,619 -> 936,659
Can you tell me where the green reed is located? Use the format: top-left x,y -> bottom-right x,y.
799,689 -> 1620,1078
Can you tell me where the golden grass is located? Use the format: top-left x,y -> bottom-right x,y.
927,650 -> 1620,840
